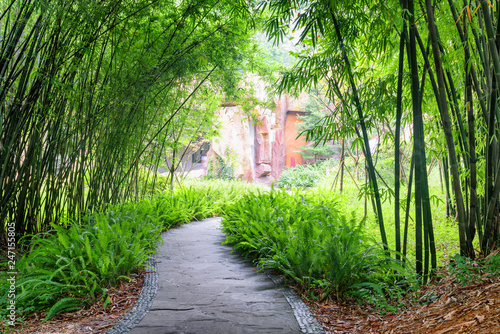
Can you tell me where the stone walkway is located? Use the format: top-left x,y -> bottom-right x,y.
129,217 -> 304,334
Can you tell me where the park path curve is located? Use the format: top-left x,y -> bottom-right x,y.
129,217 -> 303,334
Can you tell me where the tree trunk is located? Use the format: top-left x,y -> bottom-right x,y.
329,10 -> 388,250
425,0 -> 474,258
395,21 -> 406,260
340,138 -> 345,194
464,12 -> 479,245
405,0 -> 424,277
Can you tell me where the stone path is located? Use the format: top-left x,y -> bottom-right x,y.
129,217 -> 304,334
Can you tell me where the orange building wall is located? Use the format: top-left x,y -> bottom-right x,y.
284,112 -> 307,168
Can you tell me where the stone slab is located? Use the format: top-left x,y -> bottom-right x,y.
129,217 -> 302,334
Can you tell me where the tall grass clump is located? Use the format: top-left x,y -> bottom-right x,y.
221,187 -> 417,306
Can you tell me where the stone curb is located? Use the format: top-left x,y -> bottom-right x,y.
105,256 -> 158,334
107,243 -> 325,334
265,271 -> 326,334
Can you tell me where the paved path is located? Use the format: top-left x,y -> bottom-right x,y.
129,217 -> 302,334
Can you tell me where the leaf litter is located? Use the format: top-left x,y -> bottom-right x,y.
10,272 -> 144,334
306,267 -> 500,333
8,266 -> 500,333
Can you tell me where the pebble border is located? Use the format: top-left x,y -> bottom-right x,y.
106,247 -> 324,334
106,257 -> 325,334
265,271 -> 326,334
106,256 -> 158,334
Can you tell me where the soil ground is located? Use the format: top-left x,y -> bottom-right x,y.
308,268 -> 500,334
9,267 -> 500,334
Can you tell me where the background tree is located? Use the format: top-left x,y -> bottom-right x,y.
0,0 -> 261,242
296,87 -> 340,163
259,0 -> 500,281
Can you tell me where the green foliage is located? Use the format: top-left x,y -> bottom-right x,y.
0,179 -> 262,323
447,251 -> 500,288
448,254 -> 481,286
275,164 -> 323,188
221,187 -> 416,305
205,149 -> 238,180
299,144 -> 338,161
0,0 -> 262,240
253,32 -> 297,70
135,169 -> 172,195
144,184 -> 221,229
43,298 -> 83,322
485,251 -> 500,277
318,159 -> 459,268
296,87 -> 342,161
6,206 -> 163,320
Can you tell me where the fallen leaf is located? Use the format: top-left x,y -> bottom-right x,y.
443,310 -> 456,321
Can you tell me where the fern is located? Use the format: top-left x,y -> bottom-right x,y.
43,298 -> 83,322
221,186 -> 415,303
1,179 -> 263,320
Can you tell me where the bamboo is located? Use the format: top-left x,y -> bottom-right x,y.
0,0 -> 252,242
425,0 -> 473,258
329,9 -> 388,250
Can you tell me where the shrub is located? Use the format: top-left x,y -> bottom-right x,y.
221,187 -> 416,304
276,164 -> 323,188
6,206 -> 163,321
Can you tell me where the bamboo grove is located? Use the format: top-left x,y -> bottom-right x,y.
0,0 -> 256,242
2,0 -> 500,285
261,0 -> 500,281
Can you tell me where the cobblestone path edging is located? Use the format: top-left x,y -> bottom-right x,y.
106,256 -> 158,334
107,227 -> 325,333
265,272 -> 326,334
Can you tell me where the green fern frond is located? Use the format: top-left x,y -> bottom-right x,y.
43,298 -> 83,322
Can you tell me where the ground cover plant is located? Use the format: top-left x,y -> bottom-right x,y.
221,187 -> 418,309
0,179 -> 262,327
0,205 -> 163,325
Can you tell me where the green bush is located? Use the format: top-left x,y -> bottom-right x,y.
205,155 -> 236,180
221,187 -> 416,304
276,164 -> 323,188
0,179 -> 263,325
5,206 -> 163,321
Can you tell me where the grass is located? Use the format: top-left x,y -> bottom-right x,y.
315,161 -> 459,268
